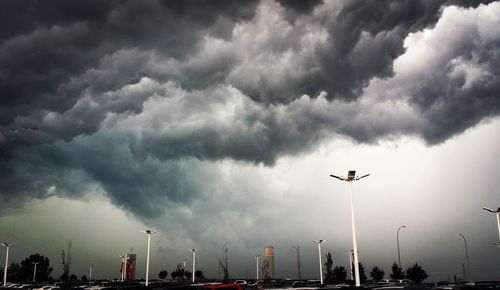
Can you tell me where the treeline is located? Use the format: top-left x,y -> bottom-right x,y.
323,252 -> 428,284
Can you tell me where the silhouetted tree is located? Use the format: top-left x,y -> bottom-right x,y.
61,241 -> 71,288
7,262 -> 22,282
171,264 -> 190,281
390,262 -> 404,279
195,270 -> 205,280
370,266 -> 385,282
159,270 -> 168,279
18,254 -> 53,282
405,263 -> 428,284
81,275 -> 88,281
324,252 -> 334,284
357,263 -> 367,283
332,266 -> 347,283
219,248 -> 229,283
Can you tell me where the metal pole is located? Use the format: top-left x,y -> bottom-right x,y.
349,182 -> 361,287
3,246 -> 9,286
124,255 -> 128,283
458,234 -> 470,281
255,255 -> 260,280
345,250 -> 353,280
496,213 -> 500,241
192,250 -> 196,283
397,226 -> 406,269
33,262 -> 39,282
89,266 -> 92,281
318,243 -> 323,284
146,234 -> 151,286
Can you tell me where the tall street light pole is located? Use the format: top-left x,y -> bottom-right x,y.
1,242 -> 14,286
32,262 -> 39,282
313,240 -> 325,284
330,170 -> 369,287
397,226 -> 406,269
89,265 -> 92,281
189,249 -> 199,283
254,254 -> 260,280
140,229 -> 159,286
458,233 -> 470,281
291,245 -> 302,281
482,207 -> 500,246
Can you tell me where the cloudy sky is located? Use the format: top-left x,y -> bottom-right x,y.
0,0 -> 499,282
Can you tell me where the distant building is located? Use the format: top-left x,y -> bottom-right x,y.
264,246 -> 275,279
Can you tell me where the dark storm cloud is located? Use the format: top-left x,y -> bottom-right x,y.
0,0 -> 499,218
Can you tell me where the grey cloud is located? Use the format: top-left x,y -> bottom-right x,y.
0,0 -> 499,219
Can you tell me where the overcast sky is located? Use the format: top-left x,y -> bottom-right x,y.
0,0 -> 499,283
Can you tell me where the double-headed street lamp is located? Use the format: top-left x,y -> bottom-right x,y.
140,229 -> 159,286
397,226 -> 406,269
1,242 -> 14,286
313,240 -> 325,284
458,233 -> 470,281
119,254 -> 129,282
189,249 -> 199,283
254,254 -> 260,280
482,207 -> 500,246
330,170 -> 369,287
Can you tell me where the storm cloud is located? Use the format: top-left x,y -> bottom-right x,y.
1,0 -> 499,219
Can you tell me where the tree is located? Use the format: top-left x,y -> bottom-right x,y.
219,248 -> 229,283
19,254 -> 53,282
324,252 -> 334,284
159,270 -> 168,279
60,241 -> 72,289
171,264 -> 189,281
357,263 -> 367,283
370,266 -> 385,282
405,263 -> 428,284
81,275 -> 88,281
332,266 -> 347,283
195,270 -> 205,280
390,262 -> 404,279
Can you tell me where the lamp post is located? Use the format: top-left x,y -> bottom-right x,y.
313,240 -> 325,284
89,265 -> 92,281
397,226 -> 406,269
140,229 -> 159,286
119,254 -> 129,282
189,249 -> 199,283
32,262 -> 39,282
458,233 -> 470,281
291,245 -> 301,281
344,249 -> 353,280
330,170 -> 369,287
482,207 -> 500,246
1,242 -> 14,286
254,254 -> 260,280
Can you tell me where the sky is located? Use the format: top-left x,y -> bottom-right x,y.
0,0 -> 499,283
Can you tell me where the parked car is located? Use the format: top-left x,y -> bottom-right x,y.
200,284 -> 243,290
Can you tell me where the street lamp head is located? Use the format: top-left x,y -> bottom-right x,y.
140,229 -> 159,235
189,249 -> 199,253
347,170 -> 356,180
1,242 -> 14,247
313,240 -> 325,244
482,207 -> 500,213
